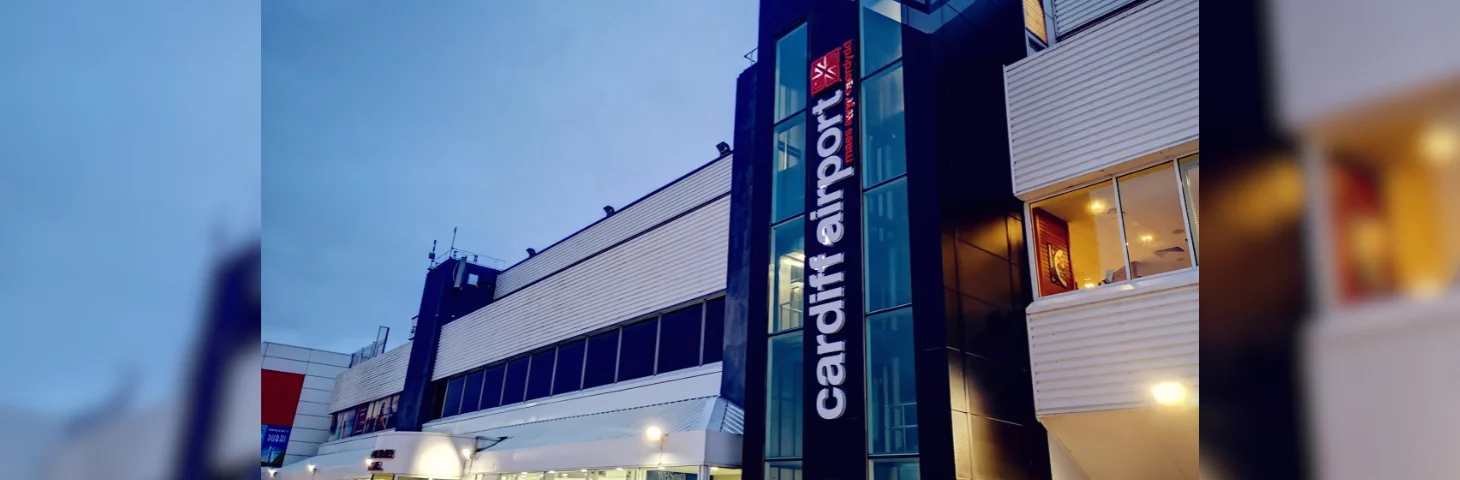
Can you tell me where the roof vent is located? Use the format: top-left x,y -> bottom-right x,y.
716,142 -> 731,156
526,248 -> 537,257
603,205 -> 616,216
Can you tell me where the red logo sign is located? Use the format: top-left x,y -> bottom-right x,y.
810,48 -> 842,95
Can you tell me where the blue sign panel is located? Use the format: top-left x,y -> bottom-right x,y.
261,424 -> 293,467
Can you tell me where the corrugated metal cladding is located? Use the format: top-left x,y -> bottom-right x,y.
433,197 -> 731,380
1050,0 -> 1137,37
493,155 -> 733,298
1005,0 -> 1198,199
329,344 -> 411,413
1026,274 -> 1198,415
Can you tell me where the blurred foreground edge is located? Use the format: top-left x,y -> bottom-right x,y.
174,240 -> 261,480
1201,1 -> 1311,479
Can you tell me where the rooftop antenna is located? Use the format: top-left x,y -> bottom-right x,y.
428,239 -> 438,268
449,226 -> 458,255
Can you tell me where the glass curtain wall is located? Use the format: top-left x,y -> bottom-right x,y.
860,0 -> 919,466
767,22 -> 808,471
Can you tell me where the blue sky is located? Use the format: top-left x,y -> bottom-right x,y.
0,0 -> 259,416
262,2 -> 759,354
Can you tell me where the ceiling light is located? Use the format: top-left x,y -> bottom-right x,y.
1423,123 -> 1457,165
1088,200 -> 1106,214
1139,234 -> 1154,244
1082,282 -> 1096,289
1151,380 -> 1189,406
645,426 -> 664,441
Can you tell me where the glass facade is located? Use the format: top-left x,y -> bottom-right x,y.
860,0 -> 904,74
766,461 -> 804,480
481,364 -> 505,409
524,348 -> 556,401
761,6 -> 922,475
862,64 -> 907,188
773,116 -> 808,223
553,339 -> 586,395
867,307 -> 918,454
502,357 -> 530,406
766,332 -> 804,459
770,218 -> 806,332
462,369 -> 484,412
583,330 -> 620,389
658,304 -> 704,373
618,318 -> 659,382
871,458 -> 920,480
865,178 -> 913,312
430,297 -> 725,421
774,25 -> 808,123
329,393 -> 400,441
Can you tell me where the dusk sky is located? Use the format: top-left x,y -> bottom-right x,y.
262,2 -> 759,354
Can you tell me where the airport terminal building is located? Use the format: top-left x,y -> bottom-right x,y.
269,0 -> 1199,478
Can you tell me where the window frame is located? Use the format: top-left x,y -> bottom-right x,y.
1023,154 -> 1201,299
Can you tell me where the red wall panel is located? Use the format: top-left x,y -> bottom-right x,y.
261,369 -> 306,426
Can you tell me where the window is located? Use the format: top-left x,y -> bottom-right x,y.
767,461 -> 804,480
702,297 -> 726,364
1118,164 -> 1195,278
867,307 -> 918,454
861,0 -> 904,75
1024,0 -> 1048,43
441,376 -> 464,418
524,348 -> 556,401
865,178 -> 913,312
583,330 -> 619,389
1028,158 -> 1202,297
328,393 -> 401,441
657,304 -> 703,373
480,364 -> 505,409
862,63 -> 907,188
461,369 -> 484,413
872,458 -> 920,480
766,331 -> 804,459
552,340 -> 586,395
770,218 -> 806,332
1030,180 -> 1124,295
617,319 -> 659,382
772,115 -> 808,222
501,357 -> 530,406
774,24 -> 808,123
1180,154 -> 1200,257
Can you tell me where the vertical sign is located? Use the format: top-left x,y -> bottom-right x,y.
803,35 -> 867,479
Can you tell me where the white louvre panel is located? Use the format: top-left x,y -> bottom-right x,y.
434,197 -> 730,380
1050,0 -> 1139,37
1026,270 -> 1198,415
329,344 -> 411,413
1272,0 -> 1460,131
493,155 -> 733,298
1006,0 -> 1198,200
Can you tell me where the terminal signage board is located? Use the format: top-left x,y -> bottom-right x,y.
801,6 -> 868,478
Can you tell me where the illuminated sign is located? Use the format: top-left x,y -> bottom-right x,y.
805,40 -> 859,421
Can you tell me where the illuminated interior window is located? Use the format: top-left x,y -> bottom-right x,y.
1024,0 -> 1047,43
